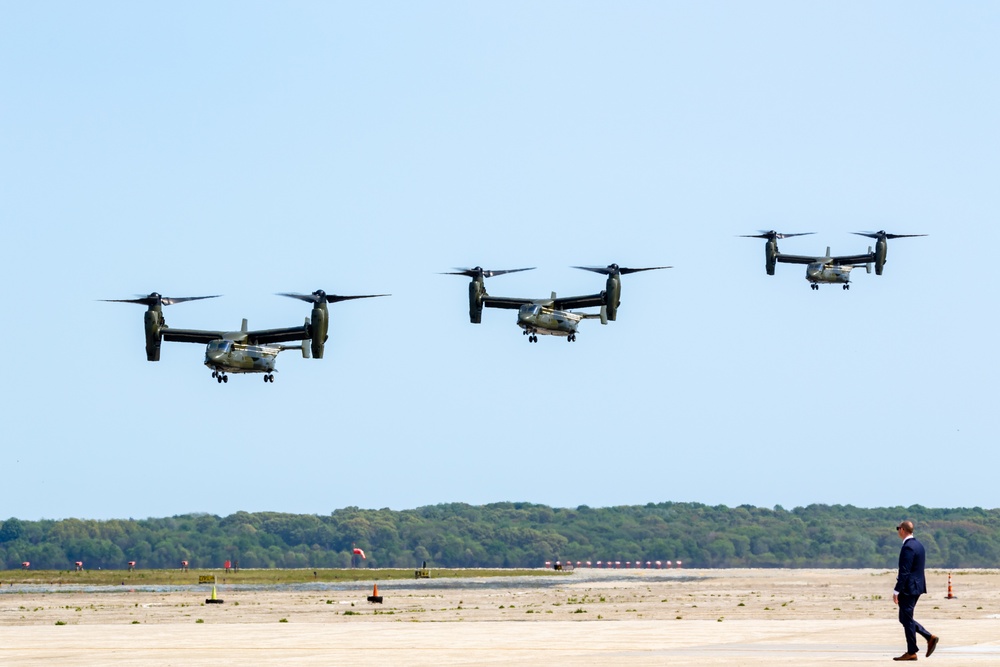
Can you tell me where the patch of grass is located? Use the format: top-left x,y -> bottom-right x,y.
55,620 -> 67,626
279,618 -> 288,623
196,619 -> 204,623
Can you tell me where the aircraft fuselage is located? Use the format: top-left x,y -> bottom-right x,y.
517,304 -> 582,341
805,262 -> 853,285
204,339 -> 279,375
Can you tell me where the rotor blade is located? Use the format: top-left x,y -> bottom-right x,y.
571,265 -> 615,275
442,267 -> 535,278
323,294 -> 390,303
161,295 -> 222,306
100,294 -> 220,306
739,231 -> 815,240
572,264 -> 671,276
276,292 -> 322,304
618,266 -> 672,275
277,291 -> 389,304
852,231 -> 928,240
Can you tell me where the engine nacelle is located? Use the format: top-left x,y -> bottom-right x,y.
468,280 -> 485,324
310,306 -> 328,359
143,310 -> 163,361
604,273 -> 622,322
765,240 -> 778,275
875,237 -> 887,275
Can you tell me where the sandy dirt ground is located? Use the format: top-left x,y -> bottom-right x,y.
2,568 -> 999,665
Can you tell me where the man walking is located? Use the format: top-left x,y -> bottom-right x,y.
893,520 -> 939,661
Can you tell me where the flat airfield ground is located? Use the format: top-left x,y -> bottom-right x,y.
2,568 -> 1000,665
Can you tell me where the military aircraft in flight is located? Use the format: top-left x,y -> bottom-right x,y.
102,290 -> 388,382
741,230 -> 926,290
443,264 -> 670,342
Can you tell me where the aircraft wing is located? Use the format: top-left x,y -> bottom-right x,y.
246,326 -> 312,345
483,296 -> 534,310
161,328 -> 226,344
552,293 -> 605,310
162,326 -> 311,345
775,253 -> 820,266
777,252 -> 876,266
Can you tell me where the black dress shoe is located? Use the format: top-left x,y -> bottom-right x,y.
926,636 -> 939,657
893,654 -> 918,661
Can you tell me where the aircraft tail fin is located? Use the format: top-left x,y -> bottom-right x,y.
581,306 -> 608,325
241,318 -> 248,332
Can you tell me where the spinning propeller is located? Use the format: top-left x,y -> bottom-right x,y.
101,293 -> 221,307
441,267 -> 535,279
852,230 -> 927,240
277,289 -> 389,304
572,263 -> 671,276
739,230 -> 815,241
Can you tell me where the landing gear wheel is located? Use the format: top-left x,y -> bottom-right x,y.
843,284 -> 850,290
217,375 -> 222,383
212,371 -> 217,378
222,375 -> 228,383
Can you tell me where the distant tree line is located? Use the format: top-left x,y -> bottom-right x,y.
2,503 -> 999,570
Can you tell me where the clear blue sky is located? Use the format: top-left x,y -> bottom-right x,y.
3,3 -> 997,520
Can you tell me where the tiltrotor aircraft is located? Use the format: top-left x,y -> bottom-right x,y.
741,230 -> 926,290
443,264 -> 669,342
103,290 -> 387,382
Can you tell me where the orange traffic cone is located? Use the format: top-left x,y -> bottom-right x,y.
372,583 -> 379,597
367,582 -> 383,604
946,573 -> 957,599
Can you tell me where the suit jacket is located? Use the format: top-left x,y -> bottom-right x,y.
895,536 -> 928,596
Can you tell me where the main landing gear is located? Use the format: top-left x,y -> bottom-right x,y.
566,334 -> 576,342
523,329 -> 538,343
842,283 -> 850,290
263,374 -> 274,383
211,370 -> 228,384
810,283 -> 819,290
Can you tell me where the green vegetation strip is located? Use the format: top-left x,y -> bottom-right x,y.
2,568 -> 568,587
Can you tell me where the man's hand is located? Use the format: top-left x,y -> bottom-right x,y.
893,593 -> 899,605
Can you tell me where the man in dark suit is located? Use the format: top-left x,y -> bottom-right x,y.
893,520 -> 939,661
